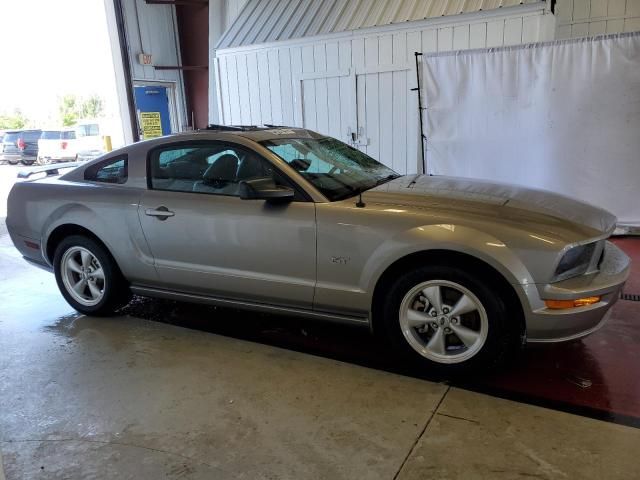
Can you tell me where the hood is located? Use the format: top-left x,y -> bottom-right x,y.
365,175 -> 617,235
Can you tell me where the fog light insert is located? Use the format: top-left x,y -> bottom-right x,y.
545,297 -> 601,309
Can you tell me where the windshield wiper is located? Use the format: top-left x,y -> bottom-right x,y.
373,174 -> 401,187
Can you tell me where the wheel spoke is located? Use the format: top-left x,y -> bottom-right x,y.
67,258 -> 83,274
425,328 -> 446,355
422,286 -> 442,314
91,267 -> 104,281
80,250 -> 91,269
73,279 -> 87,295
450,294 -> 478,317
406,309 -> 431,328
87,280 -> 102,300
451,324 -> 481,348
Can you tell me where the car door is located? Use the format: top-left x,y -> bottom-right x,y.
138,141 -> 317,309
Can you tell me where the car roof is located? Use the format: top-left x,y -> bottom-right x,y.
175,125 -> 324,143
6,129 -> 42,134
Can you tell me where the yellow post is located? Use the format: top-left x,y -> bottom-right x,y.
103,135 -> 113,152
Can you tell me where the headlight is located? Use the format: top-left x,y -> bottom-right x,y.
553,242 -> 597,282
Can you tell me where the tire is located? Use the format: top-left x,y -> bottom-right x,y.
379,265 -> 516,375
53,235 -> 131,316
20,159 -> 35,166
7,159 -> 19,165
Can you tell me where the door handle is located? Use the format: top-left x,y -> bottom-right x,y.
145,206 -> 174,220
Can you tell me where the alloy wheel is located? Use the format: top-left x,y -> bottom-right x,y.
60,246 -> 106,306
399,280 -> 489,364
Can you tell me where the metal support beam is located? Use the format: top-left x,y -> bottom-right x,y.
154,65 -> 208,71
145,0 -> 207,6
112,0 -> 140,142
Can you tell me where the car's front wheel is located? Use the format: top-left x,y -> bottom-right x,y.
53,235 -> 131,316
381,265 -> 515,375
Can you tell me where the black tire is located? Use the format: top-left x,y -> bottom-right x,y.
53,235 -> 131,316
20,159 -> 35,166
378,264 -> 516,375
7,159 -> 19,165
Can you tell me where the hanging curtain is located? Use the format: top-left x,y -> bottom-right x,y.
424,32 -> 640,227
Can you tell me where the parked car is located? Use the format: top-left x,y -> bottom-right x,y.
6,126 -> 630,374
74,120 -> 105,162
37,129 -> 78,164
0,129 -> 42,165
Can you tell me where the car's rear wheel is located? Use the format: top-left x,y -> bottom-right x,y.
53,235 -> 131,316
7,159 -> 19,165
380,265 -> 514,375
20,159 -> 35,166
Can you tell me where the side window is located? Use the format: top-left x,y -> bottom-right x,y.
84,156 -> 128,184
149,143 -> 291,197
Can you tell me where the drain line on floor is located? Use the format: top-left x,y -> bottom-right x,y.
392,385 -> 451,480
620,293 -> 640,302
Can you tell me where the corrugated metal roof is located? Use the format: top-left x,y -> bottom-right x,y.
218,0 -> 545,49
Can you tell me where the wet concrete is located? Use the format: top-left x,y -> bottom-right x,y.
2,220 -> 640,479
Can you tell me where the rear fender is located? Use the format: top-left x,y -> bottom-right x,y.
41,204 -> 114,265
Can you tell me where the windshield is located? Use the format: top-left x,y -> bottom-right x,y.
261,137 -> 399,201
76,124 -> 100,137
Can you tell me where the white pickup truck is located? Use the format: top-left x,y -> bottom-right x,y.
37,129 -> 78,164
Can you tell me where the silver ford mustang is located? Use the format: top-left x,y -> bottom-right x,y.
7,126 -> 630,373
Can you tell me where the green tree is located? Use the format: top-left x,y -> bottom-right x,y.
0,109 -> 29,129
80,95 -> 104,119
59,94 -> 79,127
58,94 -> 105,126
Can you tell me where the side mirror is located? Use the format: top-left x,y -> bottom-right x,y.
239,177 -> 295,202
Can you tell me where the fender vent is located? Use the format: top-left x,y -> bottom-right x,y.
620,293 -> 640,302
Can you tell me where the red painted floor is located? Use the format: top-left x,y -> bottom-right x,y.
477,237 -> 640,424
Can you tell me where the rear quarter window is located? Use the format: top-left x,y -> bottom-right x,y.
41,131 -> 62,140
22,131 -> 42,141
84,156 -> 128,184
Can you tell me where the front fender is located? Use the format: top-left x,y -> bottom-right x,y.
362,224 -> 535,297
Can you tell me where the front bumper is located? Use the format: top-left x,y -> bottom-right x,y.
519,241 -> 630,342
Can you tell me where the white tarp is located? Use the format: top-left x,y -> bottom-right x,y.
424,32 -> 640,227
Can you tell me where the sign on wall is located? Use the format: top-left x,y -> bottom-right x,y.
140,112 -> 163,139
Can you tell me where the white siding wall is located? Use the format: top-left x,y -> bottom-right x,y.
121,0 -> 188,131
215,7 -> 554,173
555,0 -> 640,37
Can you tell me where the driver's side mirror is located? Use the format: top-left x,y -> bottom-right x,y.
239,177 -> 295,202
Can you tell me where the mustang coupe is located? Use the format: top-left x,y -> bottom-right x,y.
7,126 -> 630,373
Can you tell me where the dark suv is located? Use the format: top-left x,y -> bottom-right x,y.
1,129 -> 42,165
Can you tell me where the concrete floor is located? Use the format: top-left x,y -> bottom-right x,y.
1,178 -> 640,478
